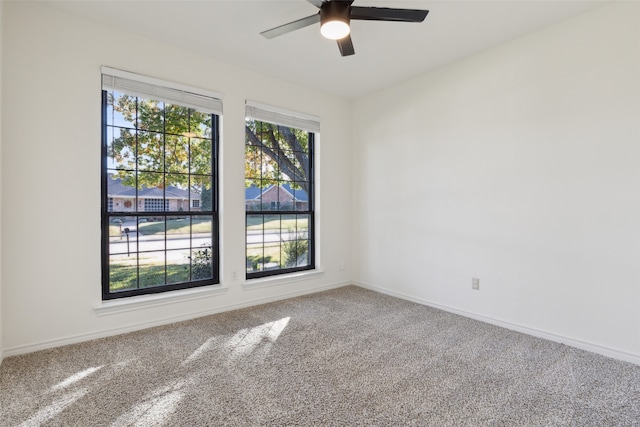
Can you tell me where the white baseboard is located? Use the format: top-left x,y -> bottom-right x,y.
353,281 -> 640,366
2,281 -> 350,359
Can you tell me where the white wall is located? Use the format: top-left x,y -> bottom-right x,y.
1,2 -> 352,355
352,2 -> 640,363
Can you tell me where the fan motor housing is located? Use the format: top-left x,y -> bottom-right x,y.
321,1 -> 351,28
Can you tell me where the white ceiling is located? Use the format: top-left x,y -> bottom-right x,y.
41,0 -> 609,100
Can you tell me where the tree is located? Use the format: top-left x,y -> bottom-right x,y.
200,186 -> 212,211
245,120 -> 311,194
107,92 -> 311,197
107,93 -> 212,195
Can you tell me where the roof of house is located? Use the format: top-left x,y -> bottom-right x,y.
107,175 -> 193,199
245,183 -> 308,202
245,184 -> 263,200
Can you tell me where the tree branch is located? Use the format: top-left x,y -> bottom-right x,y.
245,125 -> 309,194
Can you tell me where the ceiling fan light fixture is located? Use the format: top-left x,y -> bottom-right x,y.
320,20 -> 350,40
320,1 -> 350,40
260,0 -> 430,57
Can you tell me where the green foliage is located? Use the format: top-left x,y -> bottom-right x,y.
247,255 -> 273,272
200,186 -> 212,211
282,231 -> 309,268
190,245 -> 212,280
107,92 -> 212,192
245,120 -> 310,193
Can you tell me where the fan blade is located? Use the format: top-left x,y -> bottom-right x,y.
306,0 -> 324,8
350,7 -> 429,22
260,14 -> 320,39
337,34 -> 355,56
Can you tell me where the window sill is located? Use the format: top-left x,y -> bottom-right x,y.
94,285 -> 229,316
242,269 -> 325,289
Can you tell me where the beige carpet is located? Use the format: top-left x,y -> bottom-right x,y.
1,286 -> 639,426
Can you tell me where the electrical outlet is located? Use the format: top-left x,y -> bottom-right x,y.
472,278 -> 480,290
232,271 -> 238,281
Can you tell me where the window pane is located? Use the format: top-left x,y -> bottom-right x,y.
245,146 -> 262,181
137,99 -> 164,132
109,219 -> 138,255
191,175 -> 210,212
246,241 -> 281,273
138,131 -> 164,172
137,171 -> 163,203
165,135 -> 189,174
190,111 -> 212,138
193,215 -> 213,247
166,173 -> 189,212
107,92 -> 136,129
191,245 -> 213,280
138,216 -> 165,252
291,185 -> 310,212
109,254 -> 138,292
106,127 -> 136,171
190,138 -> 212,175
296,214 -> 310,234
165,104 -> 190,135
138,252 -> 167,288
165,216 -> 191,250
166,249 -> 191,284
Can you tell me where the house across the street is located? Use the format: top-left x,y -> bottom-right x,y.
107,176 -> 307,213
107,175 -> 201,213
245,183 -> 308,211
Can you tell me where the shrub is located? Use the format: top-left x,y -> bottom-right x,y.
283,232 -> 308,267
190,245 -> 212,280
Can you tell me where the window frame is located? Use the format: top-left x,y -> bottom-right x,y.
100,70 -> 221,300
244,113 -> 316,280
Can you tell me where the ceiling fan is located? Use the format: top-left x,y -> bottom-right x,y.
260,0 -> 429,57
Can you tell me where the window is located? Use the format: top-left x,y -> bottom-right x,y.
192,199 -> 200,209
144,198 -> 169,212
101,67 -> 222,300
245,102 -> 317,279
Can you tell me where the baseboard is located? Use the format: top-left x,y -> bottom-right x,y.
354,281 -> 640,366
2,281 -> 350,359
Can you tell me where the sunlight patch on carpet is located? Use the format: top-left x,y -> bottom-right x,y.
227,317 -> 291,360
183,336 -> 223,365
18,389 -> 88,427
51,366 -> 103,391
111,381 -> 186,427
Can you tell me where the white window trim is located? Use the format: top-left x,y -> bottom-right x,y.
242,269 -> 325,290
95,285 -> 228,316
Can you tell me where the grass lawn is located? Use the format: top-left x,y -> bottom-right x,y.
246,243 -> 282,268
137,218 -> 212,235
246,215 -> 308,231
109,263 -> 189,291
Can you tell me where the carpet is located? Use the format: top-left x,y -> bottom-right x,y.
1,286 -> 639,426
